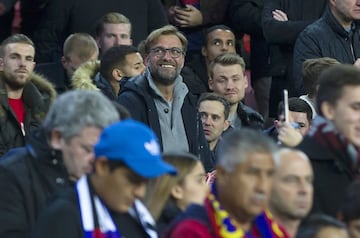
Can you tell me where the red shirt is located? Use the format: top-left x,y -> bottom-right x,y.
8,98 -> 25,124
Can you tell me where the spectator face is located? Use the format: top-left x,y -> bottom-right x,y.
217,152 -> 274,222
322,86 -> 360,147
288,111 -> 311,136
202,29 -> 236,64
348,219 -> 360,238
315,227 -> 349,238
120,52 -> 145,78
96,23 -> 132,54
0,43 -> 35,89
172,161 -> 208,210
269,150 -> 313,221
62,51 -> 98,79
209,64 -> 248,105
96,163 -> 148,212
331,0 -> 360,27
53,126 -> 101,181
147,34 -> 185,86
199,100 -> 229,150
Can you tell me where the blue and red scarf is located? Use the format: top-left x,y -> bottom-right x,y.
206,182 -> 290,238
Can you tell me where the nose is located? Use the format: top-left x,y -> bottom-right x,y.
221,43 -> 229,52
114,36 -> 122,45
255,172 -> 271,195
297,179 -> 312,195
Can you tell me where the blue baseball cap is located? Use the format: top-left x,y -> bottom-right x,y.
94,119 -> 177,178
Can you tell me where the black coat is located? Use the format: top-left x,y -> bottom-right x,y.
0,72 -> 56,157
297,136 -> 354,217
262,0 -> 327,87
117,74 -> 215,172
293,8 -> 360,95
0,129 -> 71,238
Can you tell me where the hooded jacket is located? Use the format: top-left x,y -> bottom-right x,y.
0,72 -> 56,156
71,60 -> 119,101
117,74 -> 215,172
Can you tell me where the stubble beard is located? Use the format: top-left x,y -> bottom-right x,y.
4,71 -> 29,90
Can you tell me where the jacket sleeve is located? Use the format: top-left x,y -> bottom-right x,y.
0,166 -> 29,238
229,0 -> 263,36
117,91 -> 147,123
31,199 -> 81,238
292,29 -> 322,96
262,0 -> 312,44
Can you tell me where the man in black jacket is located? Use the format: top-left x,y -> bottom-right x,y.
32,119 -> 177,238
117,25 -> 214,172
297,64 -> 360,217
262,0 -> 327,117
0,90 -> 119,238
293,0 -> 360,95
0,34 -> 57,156
208,53 -> 264,130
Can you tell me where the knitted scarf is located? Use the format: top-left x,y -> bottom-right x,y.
307,116 -> 359,178
206,183 -> 289,238
76,176 -> 157,238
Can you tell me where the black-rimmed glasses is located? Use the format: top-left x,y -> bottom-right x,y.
150,47 -> 185,58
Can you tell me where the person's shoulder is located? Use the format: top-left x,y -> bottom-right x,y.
0,147 -> 30,172
167,219 -> 213,238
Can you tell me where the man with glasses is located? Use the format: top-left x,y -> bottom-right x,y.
117,25 -> 214,172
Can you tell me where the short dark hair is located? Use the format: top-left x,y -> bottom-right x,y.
296,214 -> 346,238
277,97 -> 313,124
203,25 -> 234,46
302,57 -> 340,98
316,64 -> 360,116
0,34 -> 34,57
198,92 -> 230,119
100,45 -> 139,81
341,181 -> 360,222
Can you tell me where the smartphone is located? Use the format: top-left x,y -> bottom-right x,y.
283,89 -> 289,123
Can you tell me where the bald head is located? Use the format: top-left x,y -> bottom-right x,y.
270,148 -> 313,223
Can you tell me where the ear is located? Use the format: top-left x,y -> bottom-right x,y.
223,120 -> 230,131
244,74 -> 249,89
61,56 -> 67,67
320,102 -> 335,120
95,37 -> 101,49
49,129 -> 63,150
112,68 -> 123,81
94,156 -> 110,176
215,165 -> 228,186
201,46 -> 207,57
170,184 -> 184,200
208,78 -> 214,90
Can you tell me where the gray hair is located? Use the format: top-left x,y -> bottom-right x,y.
273,148 -> 309,168
43,90 -> 119,140
217,128 -> 278,172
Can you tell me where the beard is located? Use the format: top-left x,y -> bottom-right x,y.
149,64 -> 181,86
3,71 -> 30,90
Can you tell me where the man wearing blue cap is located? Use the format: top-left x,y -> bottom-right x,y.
32,119 -> 177,238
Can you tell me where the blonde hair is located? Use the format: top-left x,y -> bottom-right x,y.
144,152 -> 199,220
